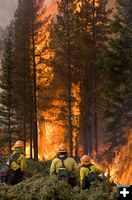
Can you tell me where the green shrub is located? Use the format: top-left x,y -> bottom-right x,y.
39,176 -> 76,200
0,156 -> 8,168
109,187 -> 118,200
26,160 -> 51,177
0,160 -> 117,200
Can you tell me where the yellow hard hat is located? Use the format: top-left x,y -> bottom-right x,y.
13,140 -> 24,148
58,143 -> 67,153
81,155 -> 91,165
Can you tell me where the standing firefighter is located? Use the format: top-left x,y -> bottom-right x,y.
80,155 -> 103,189
50,143 -> 78,186
7,140 -> 26,185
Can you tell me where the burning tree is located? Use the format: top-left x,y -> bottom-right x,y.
48,0 -> 79,156
0,0 -> 131,186
5,0 -> 48,160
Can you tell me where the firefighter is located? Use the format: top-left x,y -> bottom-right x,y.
50,143 -> 78,186
80,155 -> 103,189
7,140 -> 27,185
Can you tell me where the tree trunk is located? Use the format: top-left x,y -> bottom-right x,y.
80,64 -> 89,154
8,68 -> 11,153
67,78 -> 73,156
92,0 -> 98,154
8,109 -> 11,153
23,60 -> 26,155
30,112 -> 33,159
31,2 -> 38,161
66,1 -> 73,156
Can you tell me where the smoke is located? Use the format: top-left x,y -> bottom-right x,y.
0,0 -> 18,28
0,0 -> 115,28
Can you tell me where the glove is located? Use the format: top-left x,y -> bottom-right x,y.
99,173 -> 106,180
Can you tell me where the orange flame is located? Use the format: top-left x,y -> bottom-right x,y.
92,130 -> 132,185
108,131 -> 132,185
25,0 -> 131,186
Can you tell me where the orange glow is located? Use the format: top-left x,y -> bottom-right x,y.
25,0 -> 131,186
92,131 -> 132,185
37,83 -> 82,160
71,83 -> 81,156
33,0 -> 82,160
107,131 -> 132,185
38,88 -> 67,160
25,144 -> 31,159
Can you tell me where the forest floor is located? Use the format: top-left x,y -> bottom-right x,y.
0,157 -> 117,200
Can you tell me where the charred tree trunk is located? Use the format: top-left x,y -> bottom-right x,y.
66,1 -> 73,156
8,107 -> 11,153
30,112 -> 33,159
80,64 -> 90,154
23,82 -> 26,156
75,116 -> 79,161
8,66 -> 12,153
92,0 -> 98,154
67,70 -> 73,156
23,82 -> 26,155
23,116 -> 26,155
75,135 -> 79,161
31,2 -> 38,161
32,34 -> 38,161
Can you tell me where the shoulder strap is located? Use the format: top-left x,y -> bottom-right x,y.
8,152 -> 21,166
61,159 -> 66,168
58,157 -> 67,169
88,164 -> 93,171
82,164 -> 93,172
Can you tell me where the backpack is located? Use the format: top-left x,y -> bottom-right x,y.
6,152 -> 21,166
56,157 -> 77,186
82,164 -> 98,189
0,152 -> 20,185
57,158 -> 70,182
0,165 -> 13,185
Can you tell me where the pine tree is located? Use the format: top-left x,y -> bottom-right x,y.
78,0 -> 112,154
0,27 -> 5,57
13,0 -> 48,160
0,26 -> 15,152
30,0 -> 48,161
98,0 -> 132,146
13,0 -> 33,155
49,0 -> 79,156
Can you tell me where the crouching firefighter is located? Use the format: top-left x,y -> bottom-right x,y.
80,155 -> 104,190
6,140 -> 27,185
50,143 -> 78,187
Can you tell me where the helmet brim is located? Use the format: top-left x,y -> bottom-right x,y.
13,144 -> 23,148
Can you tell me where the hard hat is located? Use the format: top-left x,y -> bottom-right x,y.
13,140 -> 24,148
58,143 -> 67,153
81,155 -> 91,165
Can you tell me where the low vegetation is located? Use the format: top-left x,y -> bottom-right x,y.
0,157 -> 117,200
